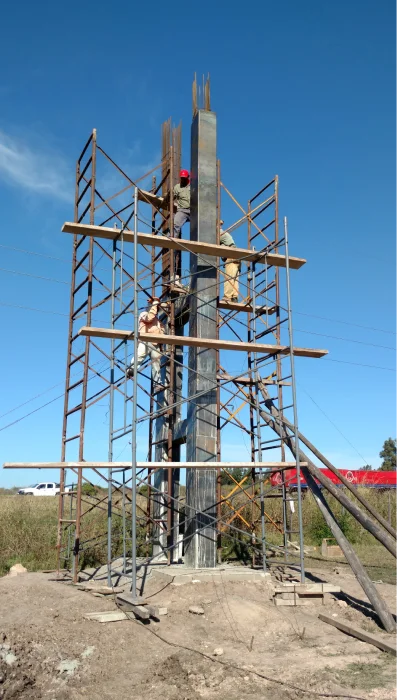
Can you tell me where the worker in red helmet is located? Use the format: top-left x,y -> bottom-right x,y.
173,169 -> 190,238
163,169 -> 191,238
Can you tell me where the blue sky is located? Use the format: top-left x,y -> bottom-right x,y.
0,0 -> 395,488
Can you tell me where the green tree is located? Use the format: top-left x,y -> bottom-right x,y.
378,438 -> 396,471
81,482 -> 97,497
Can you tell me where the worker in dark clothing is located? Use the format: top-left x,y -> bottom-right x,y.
173,169 -> 190,238
163,169 -> 190,238
162,169 -> 190,288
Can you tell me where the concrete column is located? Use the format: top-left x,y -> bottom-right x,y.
185,110 -> 218,568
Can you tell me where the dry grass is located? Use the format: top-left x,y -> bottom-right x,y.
0,496 -> 58,574
0,487 -> 395,576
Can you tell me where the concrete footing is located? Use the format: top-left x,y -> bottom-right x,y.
151,564 -> 272,586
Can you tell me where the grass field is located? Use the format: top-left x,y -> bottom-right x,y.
0,487 -> 395,579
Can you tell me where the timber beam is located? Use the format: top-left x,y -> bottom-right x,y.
3,462 -> 308,470
62,222 -> 306,269
77,326 -> 328,358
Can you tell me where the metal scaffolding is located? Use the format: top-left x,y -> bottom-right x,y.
55,103 -> 315,588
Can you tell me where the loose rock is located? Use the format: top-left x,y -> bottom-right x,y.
8,564 -> 27,577
213,648 -> 223,656
189,606 -> 204,615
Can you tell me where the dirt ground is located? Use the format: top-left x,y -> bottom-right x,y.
0,561 -> 395,700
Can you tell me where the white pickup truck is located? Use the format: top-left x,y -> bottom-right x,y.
17,482 -> 71,497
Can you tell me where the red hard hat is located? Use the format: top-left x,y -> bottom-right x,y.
180,169 -> 189,179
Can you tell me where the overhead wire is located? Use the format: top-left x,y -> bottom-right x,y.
298,384 -> 371,465
1,243 -> 395,337
0,267 -> 68,285
293,328 -> 396,351
323,358 -> 395,372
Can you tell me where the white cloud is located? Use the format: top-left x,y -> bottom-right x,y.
0,129 -> 72,201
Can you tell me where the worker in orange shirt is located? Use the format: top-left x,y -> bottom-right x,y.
126,297 -> 165,389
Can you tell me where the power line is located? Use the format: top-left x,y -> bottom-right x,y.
2,242 -> 395,336
0,358 -> 110,433
0,379 -> 67,419
0,301 -> 69,317
4,298 -> 397,358
0,243 -> 108,271
0,243 -> 71,263
294,310 -> 396,336
294,328 -> 396,351
298,384 -> 371,465
0,267 -> 68,285
323,358 -> 396,372
0,301 -> 109,324
0,393 -> 65,433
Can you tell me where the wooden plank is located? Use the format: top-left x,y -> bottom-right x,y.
274,598 -> 313,607
145,604 -> 160,619
217,374 -> 291,386
259,384 -> 397,633
122,604 -> 150,620
137,189 -> 167,211
116,592 -> 157,620
3,461 -> 308,470
77,326 -> 328,358
76,584 -> 125,595
277,411 -> 397,541
116,592 -> 150,606
274,584 -> 341,594
84,611 -> 128,623
318,614 -> 397,656
218,300 -> 277,315
62,222 -> 306,270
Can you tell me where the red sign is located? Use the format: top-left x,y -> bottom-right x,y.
270,468 -> 396,489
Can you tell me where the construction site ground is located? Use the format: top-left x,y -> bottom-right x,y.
0,559 -> 395,700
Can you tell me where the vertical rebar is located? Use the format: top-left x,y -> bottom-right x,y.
131,187 -> 139,597
247,200 -> 256,569
216,158 -> 222,562
284,216 -> 305,582
167,145 -> 175,563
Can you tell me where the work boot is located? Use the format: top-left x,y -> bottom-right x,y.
126,367 -> 134,379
